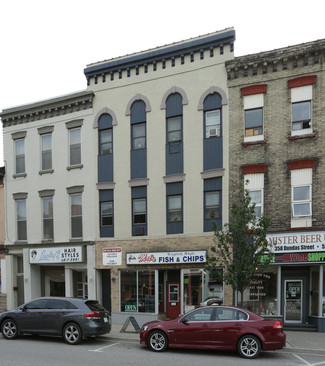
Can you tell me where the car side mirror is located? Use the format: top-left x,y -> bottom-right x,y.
181,317 -> 188,324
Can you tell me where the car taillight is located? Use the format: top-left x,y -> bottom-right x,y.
84,311 -> 100,319
273,320 -> 283,329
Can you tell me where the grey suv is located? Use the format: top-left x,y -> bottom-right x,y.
0,297 -> 111,345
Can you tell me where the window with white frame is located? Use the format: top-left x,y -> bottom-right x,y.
205,110 -> 220,138
248,190 -> 263,218
41,134 -> 52,171
291,85 -> 312,136
132,123 -> 146,150
133,198 -> 146,224
292,185 -> 311,217
99,129 -> 112,154
70,193 -> 82,238
16,199 -> 27,241
15,139 -> 25,175
168,195 -> 182,222
290,168 -> 312,226
69,128 -> 81,165
42,197 -> 54,240
244,94 -> 264,142
244,173 -> 264,219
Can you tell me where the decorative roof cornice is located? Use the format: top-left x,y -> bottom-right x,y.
226,38 -> 325,81
0,90 -> 94,128
84,28 -> 235,84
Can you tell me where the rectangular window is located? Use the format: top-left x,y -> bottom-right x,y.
101,201 -> 113,226
42,197 -> 54,240
41,134 -> 52,171
100,129 -> 112,154
69,128 -> 81,165
168,195 -> 182,222
292,185 -> 311,217
205,110 -> 220,138
245,108 -> 263,137
292,101 -> 311,131
16,200 -> 27,241
133,198 -> 146,224
15,139 -> 25,174
291,85 -> 313,136
167,117 -> 182,142
120,270 -> 156,313
205,191 -> 220,219
132,123 -> 146,150
243,93 -> 264,142
249,189 -> 263,218
70,194 -> 82,238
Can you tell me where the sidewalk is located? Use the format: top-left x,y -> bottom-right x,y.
107,324 -> 325,353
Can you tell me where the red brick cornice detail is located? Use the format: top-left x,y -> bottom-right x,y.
288,75 -> 317,88
242,164 -> 268,174
287,158 -> 316,170
241,84 -> 267,96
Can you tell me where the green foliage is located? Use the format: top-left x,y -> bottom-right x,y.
206,182 -> 272,306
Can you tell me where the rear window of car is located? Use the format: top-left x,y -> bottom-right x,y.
216,308 -> 248,321
85,301 -> 106,312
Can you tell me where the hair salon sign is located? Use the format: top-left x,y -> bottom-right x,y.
30,246 -> 83,264
126,250 -> 207,265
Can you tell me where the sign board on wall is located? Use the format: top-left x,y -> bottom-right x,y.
29,246 -> 83,264
103,248 -> 122,266
126,250 -> 207,265
267,231 -> 325,264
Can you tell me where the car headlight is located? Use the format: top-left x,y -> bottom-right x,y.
142,325 -> 149,331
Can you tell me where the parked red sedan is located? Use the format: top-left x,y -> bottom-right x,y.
140,305 -> 286,359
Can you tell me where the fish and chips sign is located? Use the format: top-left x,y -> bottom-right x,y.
30,246 -> 83,264
126,250 -> 207,265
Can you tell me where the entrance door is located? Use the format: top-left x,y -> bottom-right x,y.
284,280 -> 302,323
167,282 -> 180,319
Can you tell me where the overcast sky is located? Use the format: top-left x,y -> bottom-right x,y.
0,0 -> 324,165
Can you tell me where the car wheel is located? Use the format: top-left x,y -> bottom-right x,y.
148,330 -> 168,352
238,335 -> 261,359
63,323 -> 82,345
1,319 -> 18,340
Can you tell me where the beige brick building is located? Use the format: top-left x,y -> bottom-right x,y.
0,167 -> 6,312
226,39 -> 325,331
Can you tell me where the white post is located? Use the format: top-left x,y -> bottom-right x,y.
319,265 -> 323,318
277,266 -> 281,317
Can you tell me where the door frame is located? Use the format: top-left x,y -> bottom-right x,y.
284,279 -> 303,323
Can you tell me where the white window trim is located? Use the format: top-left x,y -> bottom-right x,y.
291,85 -> 313,136
244,173 -> 264,218
291,185 -> 312,218
243,94 -> 264,143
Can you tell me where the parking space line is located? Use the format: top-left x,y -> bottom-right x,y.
89,342 -> 119,352
292,354 -> 325,366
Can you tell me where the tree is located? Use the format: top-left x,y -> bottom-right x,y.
206,182 -> 272,307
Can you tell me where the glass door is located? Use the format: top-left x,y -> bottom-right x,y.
284,280 -> 302,323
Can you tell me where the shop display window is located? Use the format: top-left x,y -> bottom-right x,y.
120,270 -> 155,313
241,270 -> 278,316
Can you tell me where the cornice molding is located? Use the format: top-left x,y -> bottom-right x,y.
1,91 -> 94,128
226,39 -> 325,81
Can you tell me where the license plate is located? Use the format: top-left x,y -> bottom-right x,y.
104,317 -> 108,323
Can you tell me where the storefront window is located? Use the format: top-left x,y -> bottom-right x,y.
184,269 -> 203,312
120,270 -> 156,313
241,270 -> 278,316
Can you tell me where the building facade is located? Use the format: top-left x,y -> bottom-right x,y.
0,91 -> 98,309
0,167 -> 6,312
84,28 -> 235,324
226,39 -> 325,330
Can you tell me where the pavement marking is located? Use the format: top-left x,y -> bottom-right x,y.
89,342 -> 119,352
292,354 -> 325,366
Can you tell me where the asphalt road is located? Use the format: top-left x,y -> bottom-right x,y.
1,335 -> 325,366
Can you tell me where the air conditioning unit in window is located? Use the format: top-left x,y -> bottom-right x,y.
135,227 -> 145,236
209,128 -> 218,137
